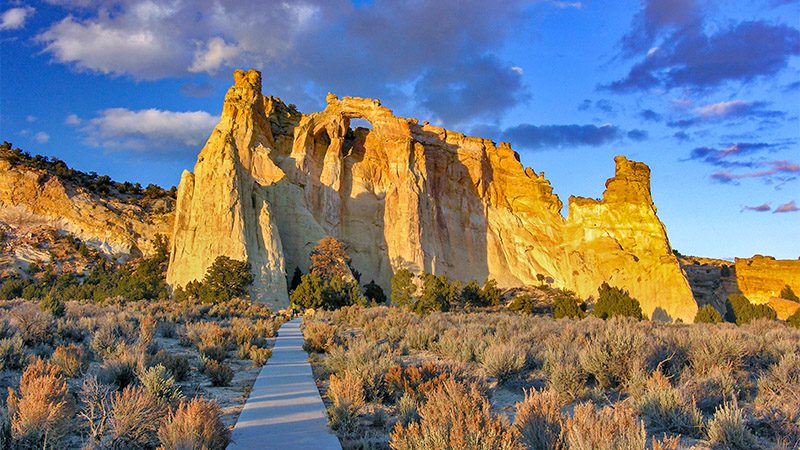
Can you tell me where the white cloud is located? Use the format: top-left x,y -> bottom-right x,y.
34,132 -> 50,143
38,15 -> 186,79
65,113 -> 81,125
0,6 -> 35,31
82,108 -> 219,151
511,66 -> 524,75
25,115 -> 36,123
189,37 -> 240,74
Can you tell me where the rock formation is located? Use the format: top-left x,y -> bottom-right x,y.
734,255 -> 800,304
167,69 -> 698,321
0,159 -> 171,258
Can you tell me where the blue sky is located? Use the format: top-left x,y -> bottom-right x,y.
0,0 -> 798,259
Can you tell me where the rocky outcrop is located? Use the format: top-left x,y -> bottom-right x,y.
0,159 -> 172,259
167,69 -> 698,321
166,70 -> 290,310
735,255 -> 800,304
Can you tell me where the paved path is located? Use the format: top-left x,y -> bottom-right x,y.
228,318 -> 341,450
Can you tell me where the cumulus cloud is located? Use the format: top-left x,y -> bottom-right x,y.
189,37 -> 240,74
612,0 -> 799,91
81,108 -> 219,151
0,6 -> 35,31
741,203 -> 771,212
65,113 -> 81,125
774,200 -> 799,213
34,132 -> 50,143
35,0 -> 535,125
502,123 -> 622,150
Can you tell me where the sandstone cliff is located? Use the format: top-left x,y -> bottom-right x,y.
167,69 -> 698,321
735,255 -> 800,304
0,158 -> 172,259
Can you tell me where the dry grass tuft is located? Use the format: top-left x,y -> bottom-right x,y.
107,385 -> 167,449
7,358 -> 75,448
389,378 -> 523,450
514,388 -> 565,450
158,398 -> 230,450
303,321 -> 335,353
565,401 -> 647,450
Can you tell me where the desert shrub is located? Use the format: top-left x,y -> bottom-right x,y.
138,315 -> 157,349
40,293 -> 65,318
140,364 -> 183,405
0,336 -> 26,370
553,290 -> 585,319
363,280 -> 387,304
50,343 -> 89,377
402,324 -> 437,351
78,376 -> 112,443
565,401 -> 646,450
327,337 -> 395,401
633,372 -> 702,436
786,308 -> 800,328
481,341 -> 526,381
694,304 -> 723,323
390,269 -> 416,307
0,406 -> 11,450
514,389 -> 565,450
6,358 -> 75,449
327,371 -> 365,431
248,347 -> 272,366
389,378 -> 523,450
98,350 -> 141,389
592,282 -> 642,320
688,331 -> 744,377
91,318 -> 137,359
681,366 -> 738,414
204,360 -> 234,387
107,385 -> 166,449
780,284 -> 799,301
148,350 -> 191,382
158,398 -> 230,450
436,326 -> 488,364
725,294 -> 776,324
384,363 -> 447,401
199,343 -> 228,362
303,321 -> 335,353
754,352 -> 800,443
578,318 -> 645,389
396,393 -> 419,427
706,401 -> 757,450
11,304 -> 53,346
157,320 -> 177,338
543,343 -> 587,403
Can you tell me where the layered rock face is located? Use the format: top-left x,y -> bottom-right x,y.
0,159 -> 172,258
735,255 -> 800,304
168,69 -> 697,321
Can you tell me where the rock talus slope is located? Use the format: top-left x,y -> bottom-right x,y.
168,69 -> 697,321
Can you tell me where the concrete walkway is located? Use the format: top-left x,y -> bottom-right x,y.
228,318 -> 341,450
